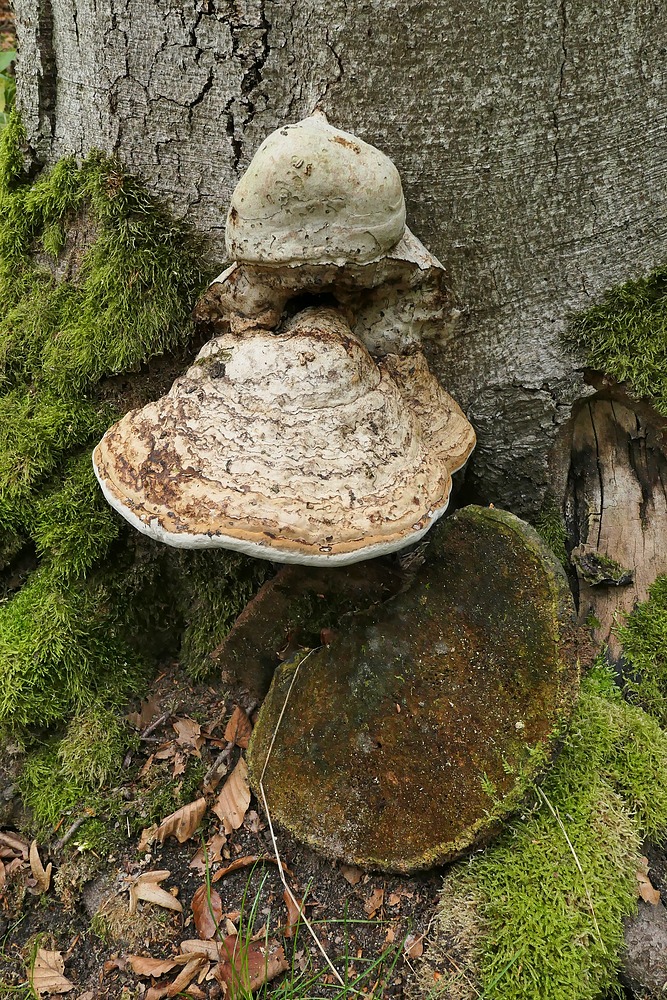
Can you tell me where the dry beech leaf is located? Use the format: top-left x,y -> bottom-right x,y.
364,888 -> 384,918
30,840 -> 52,894
213,759 -> 250,834
211,854 -> 290,883
172,752 -> 187,777
127,955 -> 184,978
30,949 -> 75,995
164,957 -> 207,998
138,825 -> 158,852
181,940 -> 221,960
192,884 -> 223,939
340,864 -> 363,886
127,692 -> 161,730
127,870 -> 183,915
404,933 -> 424,959
156,797 -> 207,844
0,830 -> 29,858
637,871 -> 661,905
283,890 -> 304,938
385,926 -> 396,944
214,934 -> 289,997
224,706 -> 253,749
173,717 -> 204,753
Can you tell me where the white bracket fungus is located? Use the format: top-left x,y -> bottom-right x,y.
93,116 -> 476,566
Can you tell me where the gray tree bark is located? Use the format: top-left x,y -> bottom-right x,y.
13,0 -> 667,517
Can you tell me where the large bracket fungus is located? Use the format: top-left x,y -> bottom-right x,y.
93,114 -> 475,565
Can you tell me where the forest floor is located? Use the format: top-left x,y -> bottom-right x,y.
0,661 -> 443,999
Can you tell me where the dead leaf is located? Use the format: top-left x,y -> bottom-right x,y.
173,717 -> 204,754
30,949 -> 75,995
0,860 -> 5,890
192,884 -> 223,939
243,810 -> 265,833
164,957 -> 207,997
138,825 -> 158,852
181,940 -> 221,960
214,934 -> 289,996
127,955 -> 182,977
127,692 -> 161,730
213,759 -> 250,834
30,841 -> 52,894
156,797 -> 207,844
388,892 -> 401,907
283,890 -> 304,938
127,870 -> 183,915
224,707 -> 252,749
385,926 -> 396,943
0,830 -> 29,858
637,871 -> 661,905
211,854 -> 290,883
340,864 -> 363,886
364,888 -> 384,918
172,752 -> 187,777
404,933 -> 424,959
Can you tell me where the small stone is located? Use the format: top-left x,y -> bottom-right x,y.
622,900 -> 667,997
247,505 -> 580,873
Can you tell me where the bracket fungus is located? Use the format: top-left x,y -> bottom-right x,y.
93,116 -> 475,565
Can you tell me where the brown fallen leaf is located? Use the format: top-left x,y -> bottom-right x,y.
192,884 -> 224,940
127,955 -> 184,977
283,890 -> 304,938
138,824 -> 158,852
30,841 -> 52,894
404,933 -> 424,959
0,830 -> 29,858
172,752 -> 187,777
224,706 -> 253,749
388,892 -> 401,907
637,871 -> 661,905
364,888 -> 384,918
340,864 -> 363,886
214,934 -> 289,997
127,870 -> 183,915
211,854 -> 290,883
0,859 -> 5,890
180,940 -> 221,960
385,926 -> 396,943
173,717 -> 205,754
156,797 -> 207,844
213,759 -> 250,834
127,692 -> 161,730
30,949 -> 75,995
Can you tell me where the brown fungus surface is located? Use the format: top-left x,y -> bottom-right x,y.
93,306 -> 475,565
246,505 -> 580,873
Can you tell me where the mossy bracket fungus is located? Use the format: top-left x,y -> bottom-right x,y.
93,116 -> 475,566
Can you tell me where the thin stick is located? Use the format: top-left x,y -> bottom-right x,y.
53,816 -> 87,853
259,649 -> 346,988
536,786 -> 602,945
140,711 -> 170,740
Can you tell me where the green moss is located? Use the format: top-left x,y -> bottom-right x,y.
177,549 -> 270,680
57,703 -> 136,788
430,666 -> 667,1000
616,574 -> 667,726
18,742 -> 87,835
533,497 -> 568,569
567,266 -> 667,414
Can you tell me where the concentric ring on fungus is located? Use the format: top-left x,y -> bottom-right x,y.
93,307 -> 476,566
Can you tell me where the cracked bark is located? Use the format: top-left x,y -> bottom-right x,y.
12,0 -> 667,519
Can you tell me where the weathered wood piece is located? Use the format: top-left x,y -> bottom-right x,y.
567,383 -> 667,658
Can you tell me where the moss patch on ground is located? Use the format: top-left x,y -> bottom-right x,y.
419,665 -> 667,1000
566,265 -> 667,414
616,573 -> 667,726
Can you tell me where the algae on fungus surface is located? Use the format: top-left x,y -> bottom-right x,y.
0,111 -> 265,739
418,666 -> 667,1000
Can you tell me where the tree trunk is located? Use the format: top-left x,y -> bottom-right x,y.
14,0 -> 667,517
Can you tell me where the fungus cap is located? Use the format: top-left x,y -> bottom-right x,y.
93,308 -> 475,566
225,115 -> 406,266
